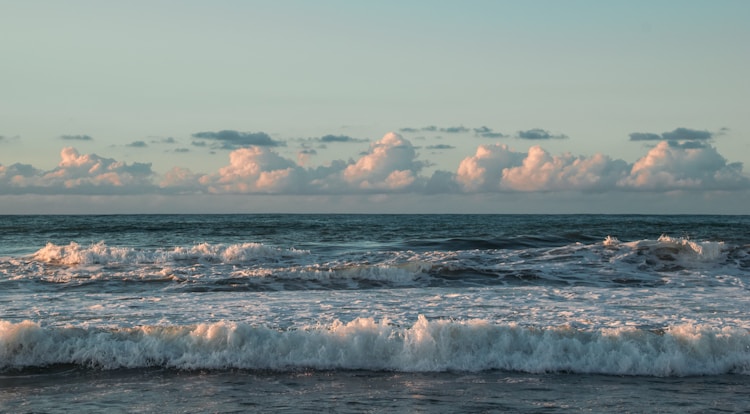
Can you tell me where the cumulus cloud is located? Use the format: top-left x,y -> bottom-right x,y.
2,131 -> 748,198
629,127 -> 714,142
426,144 -> 455,150
454,141 -> 748,193
517,129 -> 568,140
339,132 -> 425,191
200,146 -> 304,194
60,134 -> 93,141
0,163 -> 42,193
191,130 -> 283,150
159,167 -> 205,193
126,141 -> 148,148
185,132 -> 426,194
618,141 -> 746,190
0,147 -> 156,194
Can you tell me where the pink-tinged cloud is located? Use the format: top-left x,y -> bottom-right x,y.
455,141 -> 745,193
341,132 -> 423,191
200,146 -> 304,194
500,147 -> 627,192
618,141 -> 746,190
1,133 -> 748,196
456,144 -> 527,191
1,147 -> 155,194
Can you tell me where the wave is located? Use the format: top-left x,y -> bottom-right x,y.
2,317 -> 749,376
3,236 -> 746,290
30,241 -> 309,265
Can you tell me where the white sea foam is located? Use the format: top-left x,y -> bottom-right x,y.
232,261 -> 432,285
30,242 -> 309,266
603,235 -> 620,247
2,317 -> 749,376
654,235 -> 725,261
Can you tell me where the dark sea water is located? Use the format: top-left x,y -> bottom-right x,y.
1,214 -> 749,412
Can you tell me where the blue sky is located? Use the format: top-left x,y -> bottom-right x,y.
1,0 -> 749,213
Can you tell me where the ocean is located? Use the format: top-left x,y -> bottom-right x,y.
1,214 -> 749,412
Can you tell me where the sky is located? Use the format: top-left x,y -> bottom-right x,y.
1,0 -> 749,214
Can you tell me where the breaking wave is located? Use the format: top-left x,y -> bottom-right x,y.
2,317 -> 749,376
30,241 -> 309,265
0,236 -> 744,290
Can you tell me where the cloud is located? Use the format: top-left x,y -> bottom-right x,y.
60,134 -> 93,141
455,140 -> 746,193
473,126 -> 507,138
126,141 -> 148,148
1,147 -> 156,194
618,141 -> 746,190
440,126 -> 470,134
200,146 -> 305,194
400,126 -> 471,134
456,144 -> 528,191
190,132 -> 426,194
297,148 -> 317,166
191,130 -> 283,150
0,134 -> 20,143
313,134 -> 368,144
629,132 -> 662,141
517,129 -> 568,140
426,144 -> 455,150
2,132 -> 748,199
159,167 -> 205,193
629,127 -> 714,142
0,163 -> 43,193
339,132 -> 425,191
662,128 -> 713,141
152,137 -> 177,144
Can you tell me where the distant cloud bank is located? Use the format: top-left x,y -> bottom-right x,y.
1,132 -> 747,196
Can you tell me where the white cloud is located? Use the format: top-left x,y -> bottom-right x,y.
1,134 -> 748,201
500,147 -> 627,192
456,143 -> 526,191
1,147 -> 156,194
200,146 -> 304,194
341,132 -> 423,191
618,141 -> 747,191
455,141 -> 747,193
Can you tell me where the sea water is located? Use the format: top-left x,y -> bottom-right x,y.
1,214 -> 749,412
